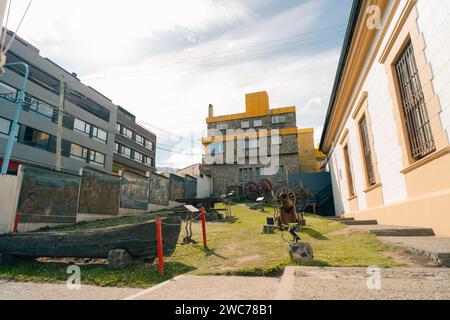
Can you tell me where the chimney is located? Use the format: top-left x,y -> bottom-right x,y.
208,104 -> 214,118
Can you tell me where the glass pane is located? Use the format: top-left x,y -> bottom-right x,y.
0,117 -> 11,136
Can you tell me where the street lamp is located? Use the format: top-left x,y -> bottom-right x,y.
0,62 -> 29,174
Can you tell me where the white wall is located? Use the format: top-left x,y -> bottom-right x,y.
197,175 -> 212,198
328,0 -> 448,214
0,175 -> 21,234
416,0 -> 450,141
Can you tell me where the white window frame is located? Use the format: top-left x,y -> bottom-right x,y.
241,121 -> 250,129
272,115 -> 286,124
253,119 -> 263,127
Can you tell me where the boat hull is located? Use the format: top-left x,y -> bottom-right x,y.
0,216 -> 182,259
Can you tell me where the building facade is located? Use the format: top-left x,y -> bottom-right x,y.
0,31 -> 117,174
320,0 -> 450,236
114,106 -> 156,176
202,91 -> 300,195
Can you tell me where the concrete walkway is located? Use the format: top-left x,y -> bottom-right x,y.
124,275 -> 281,300
0,279 -> 140,300
278,267 -> 450,300
379,236 -> 450,266
2,267 -> 450,300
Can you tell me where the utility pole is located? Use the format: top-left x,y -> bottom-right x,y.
55,80 -> 65,172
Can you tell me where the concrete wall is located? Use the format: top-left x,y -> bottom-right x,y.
0,175 -> 21,234
197,175 -> 213,198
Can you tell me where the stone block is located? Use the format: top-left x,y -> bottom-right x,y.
263,225 -> 276,234
107,249 -> 136,270
289,242 -> 313,262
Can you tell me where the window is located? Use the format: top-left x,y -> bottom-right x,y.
66,90 -> 110,122
343,145 -> 355,197
116,123 -> 122,134
0,82 -> 17,102
253,119 -> 263,127
70,144 -> 89,162
241,121 -> 250,129
114,142 -> 120,153
395,41 -> 435,160
135,134 -> 144,145
25,95 -> 55,121
271,135 -> 281,145
145,156 -> 154,167
216,123 -> 228,131
0,117 -> 11,139
208,142 -> 224,154
90,150 -> 106,167
359,116 -> 376,186
272,115 -> 286,124
121,145 -> 132,158
92,127 -> 107,144
145,139 -> 154,150
74,118 -> 91,136
22,127 -> 50,151
122,126 -> 133,139
6,52 -> 60,94
134,151 -> 143,162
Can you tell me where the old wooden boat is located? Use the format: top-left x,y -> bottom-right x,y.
0,216 -> 182,259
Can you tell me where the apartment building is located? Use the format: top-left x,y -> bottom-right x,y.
114,106 -> 156,176
202,91 -> 300,195
320,0 -> 450,236
0,30 -> 116,174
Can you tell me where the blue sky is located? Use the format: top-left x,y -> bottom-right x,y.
11,0 -> 353,168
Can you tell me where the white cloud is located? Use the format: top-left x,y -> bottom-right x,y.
7,0 -> 345,168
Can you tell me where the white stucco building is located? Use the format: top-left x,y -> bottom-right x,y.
320,0 -> 450,236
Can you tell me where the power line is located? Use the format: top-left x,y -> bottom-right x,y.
53,24 -> 347,86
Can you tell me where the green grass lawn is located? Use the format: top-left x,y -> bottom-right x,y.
0,205 -> 403,288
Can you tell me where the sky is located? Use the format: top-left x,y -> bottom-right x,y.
8,0 -> 353,168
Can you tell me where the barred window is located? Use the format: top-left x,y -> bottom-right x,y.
395,41 -> 435,161
343,145 -> 355,197
359,116 -> 376,186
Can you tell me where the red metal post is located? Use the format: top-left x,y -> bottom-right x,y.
313,203 -> 316,216
201,207 -> 207,248
13,213 -> 20,233
156,217 -> 164,277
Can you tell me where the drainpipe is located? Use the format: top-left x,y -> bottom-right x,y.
1,62 -> 29,174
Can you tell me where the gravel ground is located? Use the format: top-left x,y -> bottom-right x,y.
0,280 -> 140,300
289,267 -> 450,300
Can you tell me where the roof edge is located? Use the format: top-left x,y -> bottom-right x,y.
319,0 -> 363,152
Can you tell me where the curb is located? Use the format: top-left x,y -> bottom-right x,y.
274,266 -> 295,300
123,275 -> 187,300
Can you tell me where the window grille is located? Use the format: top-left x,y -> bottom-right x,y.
395,42 -> 435,160
359,116 -> 376,186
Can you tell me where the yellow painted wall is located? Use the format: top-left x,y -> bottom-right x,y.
297,129 -> 317,173
206,91 -> 296,124
347,189 -> 450,237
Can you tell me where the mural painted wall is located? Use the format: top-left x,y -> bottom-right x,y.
79,168 -> 121,215
169,174 -> 185,201
149,172 -> 170,206
184,175 -> 197,199
120,171 -> 149,210
17,166 -> 80,224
